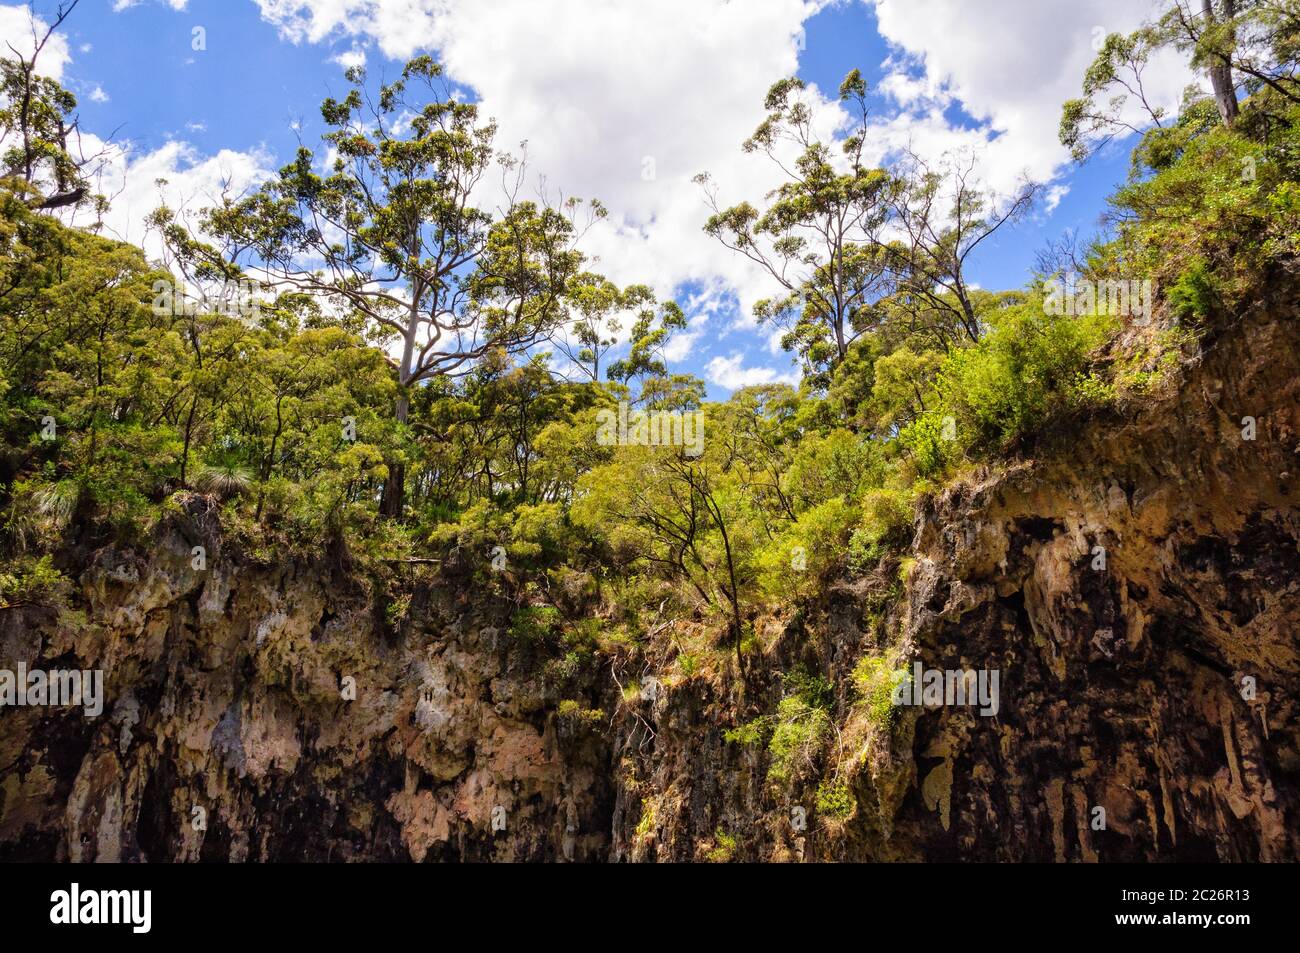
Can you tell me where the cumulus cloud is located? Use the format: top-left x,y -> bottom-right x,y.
705,353 -> 799,390
865,0 -> 1198,188
0,4 -> 72,80
64,138 -> 274,264
249,0 -> 845,362
331,47 -> 366,70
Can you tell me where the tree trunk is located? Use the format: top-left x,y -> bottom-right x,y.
1203,0 -> 1240,126
380,389 -> 409,519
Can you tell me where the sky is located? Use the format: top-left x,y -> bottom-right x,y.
6,0 -> 1196,398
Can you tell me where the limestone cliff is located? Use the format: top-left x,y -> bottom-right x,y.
2,282 -> 1297,862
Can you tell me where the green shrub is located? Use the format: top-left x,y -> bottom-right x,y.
933,300 -> 1116,455
509,604 -> 561,646
815,777 -> 855,821
724,715 -> 771,747
846,487 -> 914,571
705,828 -> 738,863
766,696 -> 830,788
1166,259 -> 1221,323
851,654 -> 908,732
757,496 -> 859,596
0,554 -> 66,606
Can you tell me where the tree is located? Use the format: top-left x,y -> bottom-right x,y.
1061,2 -> 1300,161
0,1 -> 105,214
607,297 -> 687,399
1059,27 -> 1173,161
888,150 -> 1038,346
697,70 -> 894,379
550,275 -> 650,383
201,57 -> 600,517
574,439 -> 758,680
1163,0 -> 1300,115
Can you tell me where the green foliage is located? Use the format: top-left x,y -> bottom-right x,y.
705,828 -> 738,863
766,696 -> 830,789
758,496 -> 858,597
723,715 -> 771,747
846,487 -> 915,571
927,299 -> 1116,455
0,554 -> 65,606
509,605 -> 562,646
556,699 -> 605,732
1166,258 -> 1223,322
698,71 -> 894,378
850,654 -> 907,732
815,777 -> 855,821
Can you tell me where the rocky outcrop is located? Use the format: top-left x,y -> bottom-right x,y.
2,285 -> 1297,862
610,282 -> 1300,862
0,507 -> 611,861
879,285 -> 1300,862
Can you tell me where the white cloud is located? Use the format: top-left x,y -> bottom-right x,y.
250,0 -> 834,329
865,0 -> 1198,189
0,5 -> 268,268
112,0 -> 190,12
331,47 -> 366,70
705,353 -> 798,391
0,4 -> 72,80
66,138 -> 274,265
24,0 -> 1207,383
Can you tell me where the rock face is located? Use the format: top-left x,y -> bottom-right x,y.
0,514 -> 612,862
2,288 -> 1297,862
878,306 -> 1300,863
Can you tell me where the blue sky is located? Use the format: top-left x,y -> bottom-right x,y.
28,0 -> 1187,400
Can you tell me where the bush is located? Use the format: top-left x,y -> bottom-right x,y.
0,554 -> 66,607
850,654 -> 907,733
766,696 -> 830,789
846,487 -> 914,571
815,777 -> 855,821
932,300 -> 1116,455
509,604 -> 561,646
705,828 -> 738,863
757,496 -> 859,597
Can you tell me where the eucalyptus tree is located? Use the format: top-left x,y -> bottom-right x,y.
887,150 -> 1038,347
1060,1 -> 1300,161
0,1 -> 105,214
202,57 -> 600,517
696,70 -> 894,380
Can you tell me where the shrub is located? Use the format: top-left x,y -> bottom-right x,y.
931,300 -> 1116,455
846,487 -> 914,571
757,496 -> 859,597
509,604 -> 561,646
0,554 -> 66,607
851,654 -> 908,733
705,828 -> 738,863
766,696 -> 830,789
815,777 -> 855,821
